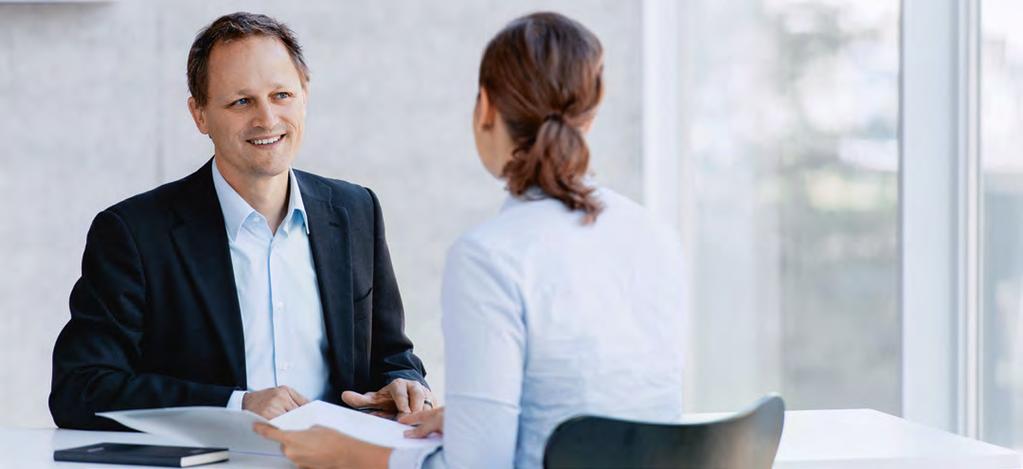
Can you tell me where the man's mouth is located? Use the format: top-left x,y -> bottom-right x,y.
247,134 -> 286,147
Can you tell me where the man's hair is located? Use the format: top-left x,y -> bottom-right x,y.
187,12 -> 310,107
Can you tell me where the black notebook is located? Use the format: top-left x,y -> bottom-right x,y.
53,443 -> 229,467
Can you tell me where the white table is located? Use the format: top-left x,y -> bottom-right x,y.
0,426 -> 291,468
771,409 -> 1019,468
1,409 -> 1018,468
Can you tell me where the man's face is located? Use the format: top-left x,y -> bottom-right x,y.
189,35 -> 307,180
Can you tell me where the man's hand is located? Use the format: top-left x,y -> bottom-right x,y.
341,378 -> 433,418
398,407 -> 444,439
243,385 -> 309,419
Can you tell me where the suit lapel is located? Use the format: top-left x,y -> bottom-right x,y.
300,175 -> 356,395
169,161 -> 247,388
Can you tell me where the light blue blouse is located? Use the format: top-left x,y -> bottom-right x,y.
391,187 -> 687,469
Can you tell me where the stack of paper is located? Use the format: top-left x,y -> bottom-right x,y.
97,400 -> 441,455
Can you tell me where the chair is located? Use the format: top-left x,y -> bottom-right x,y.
543,394 -> 785,469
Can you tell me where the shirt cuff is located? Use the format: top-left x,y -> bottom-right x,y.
389,446 -> 440,469
226,390 -> 246,410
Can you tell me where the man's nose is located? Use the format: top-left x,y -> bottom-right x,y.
251,100 -> 280,130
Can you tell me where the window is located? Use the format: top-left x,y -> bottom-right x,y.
981,0 -> 1023,449
660,0 -> 902,413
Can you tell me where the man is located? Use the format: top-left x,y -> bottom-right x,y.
49,12 -> 431,430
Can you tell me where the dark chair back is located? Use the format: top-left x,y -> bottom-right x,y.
543,394 -> 785,469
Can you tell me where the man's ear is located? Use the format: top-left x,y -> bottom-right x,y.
187,96 -> 209,135
475,86 -> 496,131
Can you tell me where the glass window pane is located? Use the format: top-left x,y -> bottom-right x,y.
981,0 -> 1023,450
681,0 -> 901,413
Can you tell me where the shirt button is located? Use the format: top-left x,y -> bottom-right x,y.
275,301 -> 285,310
278,361 -> 291,371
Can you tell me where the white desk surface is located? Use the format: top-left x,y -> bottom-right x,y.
771,409 -> 1018,468
1,409 -> 1018,468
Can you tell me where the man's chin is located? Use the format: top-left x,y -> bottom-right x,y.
244,151 -> 296,176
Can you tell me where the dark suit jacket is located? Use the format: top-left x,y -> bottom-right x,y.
49,160 -> 426,430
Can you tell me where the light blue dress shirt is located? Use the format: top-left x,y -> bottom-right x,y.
210,159 -> 332,409
390,186 -> 687,469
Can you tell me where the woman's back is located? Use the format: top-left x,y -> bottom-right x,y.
440,187 -> 686,468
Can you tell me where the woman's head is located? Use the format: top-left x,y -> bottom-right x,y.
475,12 -> 605,223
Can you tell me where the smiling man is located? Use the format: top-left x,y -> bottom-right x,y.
49,12 -> 430,430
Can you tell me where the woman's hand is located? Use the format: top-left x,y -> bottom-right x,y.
253,423 -> 391,469
398,406 -> 445,439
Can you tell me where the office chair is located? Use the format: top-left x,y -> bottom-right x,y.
543,394 -> 785,469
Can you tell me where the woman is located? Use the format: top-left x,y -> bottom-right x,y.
255,11 -> 686,469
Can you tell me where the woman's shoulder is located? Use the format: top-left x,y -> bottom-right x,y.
448,186 -> 682,265
445,214 -> 525,269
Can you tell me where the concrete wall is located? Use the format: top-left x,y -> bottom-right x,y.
0,1 -> 643,427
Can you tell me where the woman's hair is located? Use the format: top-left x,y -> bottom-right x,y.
479,12 -> 605,223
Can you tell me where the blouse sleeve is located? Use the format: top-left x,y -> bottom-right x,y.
390,237 -> 525,469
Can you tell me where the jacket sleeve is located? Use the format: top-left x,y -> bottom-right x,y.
49,209 -> 235,430
365,189 -> 428,390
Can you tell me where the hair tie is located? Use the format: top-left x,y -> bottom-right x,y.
543,113 -> 564,123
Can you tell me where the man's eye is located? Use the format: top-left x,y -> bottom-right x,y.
275,92 -> 291,99
232,98 -> 249,106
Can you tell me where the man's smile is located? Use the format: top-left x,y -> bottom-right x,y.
247,133 -> 286,147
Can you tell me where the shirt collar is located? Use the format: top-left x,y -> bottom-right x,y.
500,175 -> 600,212
501,185 -> 547,212
211,157 -> 310,241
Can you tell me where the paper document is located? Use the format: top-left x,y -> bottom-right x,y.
97,400 -> 441,455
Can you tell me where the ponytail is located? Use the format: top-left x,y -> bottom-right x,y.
504,113 -> 603,224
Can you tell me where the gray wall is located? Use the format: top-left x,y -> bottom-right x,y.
0,1 -> 643,427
